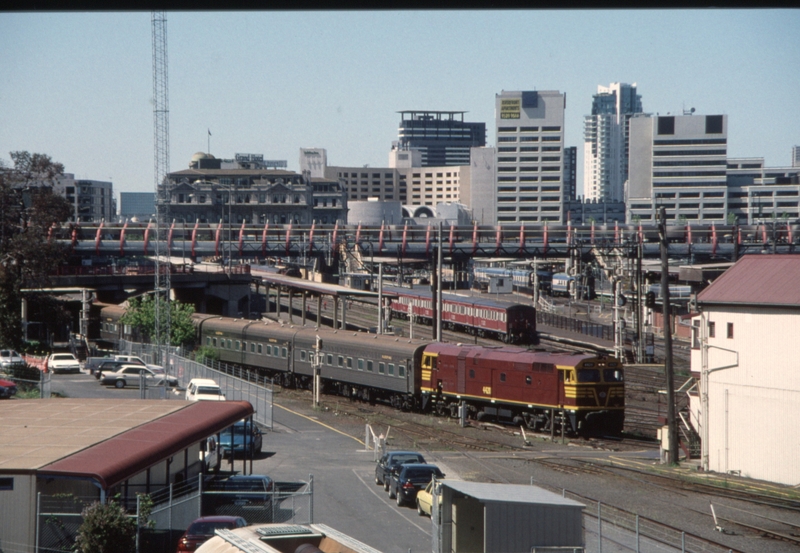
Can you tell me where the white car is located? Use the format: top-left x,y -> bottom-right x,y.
185,378 -> 226,402
115,354 -> 164,372
47,353 -> 81,374
0,349 -> 24,369
100,365 -> 179,388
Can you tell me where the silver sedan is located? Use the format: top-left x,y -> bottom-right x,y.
100,365 -> 178,389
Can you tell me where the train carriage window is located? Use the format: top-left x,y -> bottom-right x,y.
228,340 -> 232,349
347,357 -> 353,369
500,373 -> 506,382
267,345 -> 272,356
577,369 -> 600,382
242,341 -> 247,351
258,344 -> 262,354
250,343 -> 255,353
206,337 -> 211,346
388,363 -> 394,376
338,356 -> 344,367
379,362 -> 385,374
327,354 -> 333,365
280,347 -> 286,358
603,369 -> 623,382
367,360 -> 373,372
399,365 -> 406,377
236,341 -> 240,351
300,350 -> 306,362
469,369 -> 475,378
525,375 -> 532,384
358,359 -> 364,371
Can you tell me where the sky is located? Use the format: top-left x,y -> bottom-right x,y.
2,9 -> 799,201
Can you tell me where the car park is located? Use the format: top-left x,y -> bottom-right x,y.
185,378 -> 226,402
218,419 -> 263,457
374,450 -> 426,491
415,478 -> 443,517
100,365 -> 178,388
46,353 -> 81,374
388,463 -> 445,507
0,377 -> 17,399
0,350 -> 24,370
176,515 -> 247,552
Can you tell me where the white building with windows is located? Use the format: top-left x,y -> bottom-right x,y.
691,255 -> 800,485
583,83 -> 643,203
494,90 -> 567,224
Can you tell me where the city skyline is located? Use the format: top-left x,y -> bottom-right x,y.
1,9 -> 798,200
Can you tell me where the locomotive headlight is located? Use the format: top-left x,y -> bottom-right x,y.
599,392 -> 606,398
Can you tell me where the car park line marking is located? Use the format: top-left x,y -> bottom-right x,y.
350,468 -> 432,536
274,403 -> 365,447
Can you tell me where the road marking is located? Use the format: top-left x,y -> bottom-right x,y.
274,402 -> 365,446
351,469 -> 432,536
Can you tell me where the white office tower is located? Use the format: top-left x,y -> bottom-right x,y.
583,83 -> 643,202
793,145 -> 800,168
494,90 -> 566,224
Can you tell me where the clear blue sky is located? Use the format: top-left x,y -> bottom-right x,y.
2,9 -> 798,200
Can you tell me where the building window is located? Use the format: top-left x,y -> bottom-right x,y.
727,323 -> 734,339
708,321 -> 715,338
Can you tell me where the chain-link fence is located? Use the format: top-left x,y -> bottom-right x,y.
117,340 -> 273,429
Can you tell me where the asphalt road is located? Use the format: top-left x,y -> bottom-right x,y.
48,371 -> 439,553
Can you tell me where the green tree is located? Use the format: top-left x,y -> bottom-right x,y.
0,152 -> 73,348
120,295 -> 196,347
74,499 -> 136,553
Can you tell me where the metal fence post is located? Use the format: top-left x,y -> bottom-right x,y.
636,514 -> 639,553
598,502 -> 602,553
136,494 -> 141,553
309,474 -> 314,524
35,492 -> 41,553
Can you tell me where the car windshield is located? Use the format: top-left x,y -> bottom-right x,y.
404,468 -> 442,479
52,354 -> 74,361
392,454 -> 424,464
197,387 -> 222,395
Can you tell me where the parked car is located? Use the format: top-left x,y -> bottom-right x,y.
83,356 -> 116,376
115,354 -> 164,372
416,478 -> 443,517
185,378 -> 226,402
176,515 -> 247,552
0,377 -> 17,399
0,349 -> 24,370
388,463 -> 445,507
100,365 -> 178,388
94,359 -> 144,379
375,450 -> 426,491
218,419 -> 262,457
46,353 -> 81,374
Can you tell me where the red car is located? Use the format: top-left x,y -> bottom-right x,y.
0,378 -> 17,399
176,515 -> 247,551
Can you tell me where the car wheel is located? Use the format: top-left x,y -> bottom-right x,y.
383,480 -> 389,492
375,475 -> 381,485
388,486 -> 396,499
396,493 -> 404,507
115,380 -> 125,389
417,500 -> 425,516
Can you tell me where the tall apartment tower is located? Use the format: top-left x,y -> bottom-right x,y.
495,90 -> 566,224
793,145 -> 800,168
583,83 -> 643,202
396,111 -> 486,167
627,112 -> 727,223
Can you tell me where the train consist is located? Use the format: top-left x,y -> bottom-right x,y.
471,266 -> 553,296
382,285 -> 537,345
98,304 -> 625,436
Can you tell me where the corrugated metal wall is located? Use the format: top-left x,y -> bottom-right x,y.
485,503 -> 583,553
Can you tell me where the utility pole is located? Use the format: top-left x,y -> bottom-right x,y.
152,10 -> 171,376
658,207 -> 678,465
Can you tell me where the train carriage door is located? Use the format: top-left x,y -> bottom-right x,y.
457,350 -> 468,394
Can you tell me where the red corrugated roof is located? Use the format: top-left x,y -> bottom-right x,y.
39,401 -> 253,490
697,255 -> 800,307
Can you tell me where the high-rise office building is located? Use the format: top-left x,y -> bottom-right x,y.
583,83 -> 643,202
396,111 -> 485,167
494,90 -> 566,224
627,112 -> 728,223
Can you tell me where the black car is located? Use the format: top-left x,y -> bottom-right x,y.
204,474 -> 275,524
375,450 -> 426,491
388,463 -> 444,507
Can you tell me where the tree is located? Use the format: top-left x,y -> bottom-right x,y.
0,151 -> 73,348
74,499 -> 137,553
120,295 -> 196,348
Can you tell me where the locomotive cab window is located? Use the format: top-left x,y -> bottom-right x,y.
603,369 -> 623,382
577,369 -> 601,382
525,375 -> 532,385
499,373 -> 506,382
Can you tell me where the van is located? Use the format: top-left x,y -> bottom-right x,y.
186,378 -> 226,402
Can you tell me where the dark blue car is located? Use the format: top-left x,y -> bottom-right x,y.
219,419 -> 263,458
